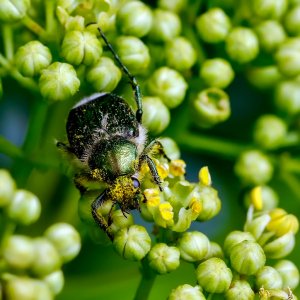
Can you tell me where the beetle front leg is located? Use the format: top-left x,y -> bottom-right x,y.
144,155 -> 163,191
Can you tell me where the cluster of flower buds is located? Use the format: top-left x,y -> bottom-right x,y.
0,169 -> 81,300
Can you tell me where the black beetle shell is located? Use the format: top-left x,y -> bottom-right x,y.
66,93 -> 139,159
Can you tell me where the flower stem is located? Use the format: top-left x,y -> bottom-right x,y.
2,24 -> 14,60
22,15 -> 47,37
134,259 -> 156,300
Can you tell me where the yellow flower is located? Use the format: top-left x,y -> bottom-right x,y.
189,197 -> 202,215
250,186 -> 263,210
198,166 -> 212,186
159,203 -> 174,221
144,189 -> 160,207
170,159 -> 186,177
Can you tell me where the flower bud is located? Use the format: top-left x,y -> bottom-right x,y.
225,280 -> 255,300
275,80 -> 300,115
244,214 -> 271,240
255,20 -> 286,53
39,62 -> 80,101
114,36 -> 150,75
61,30 -> 102,66
284,5 -> 300,36
230,240 -> 266,275
274,260 -> 299,290
0,169 -> 16,207
86,57 -> 121,92
204,241 -> 224,259
147,67 -> 187,108
223,231 -> 255,257
6,189 -> 41,225
15,41 -> 52,77
165,37 -> 196,71
168,284 -> 205,300
198,166 -> 211,187
57,0 -> 79,13
256,266 -> 283,290
225,27 -> 259,64
234,150 -> 273,185
247,65 -> 282,90
5,277 -> 52,300
109,209 -> 134,235
148,9 -> 181,42
191,88 -> 230,129
148,243 -> 180,274
43,270 -> 64,295
113,225 -> 151,261
275,38 -> 300,77
0,0 -> 30,22
263,232 -> 295,259
251,0 -> 288,19
200,58 -> 234,89
31,237 -> 61,277
44,223 -> 81,263
142,96 -> 170,135
3,235 -> 34,270
178,231 -> 210,262
116,1 -> 152,37
159,137 -> 180,160
197,186 -> 221,221
196,258 -> 232,293
253,115 -> 287,150
196,8 -> 231,43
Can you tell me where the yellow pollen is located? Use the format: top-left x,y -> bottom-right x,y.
170,159 -> 186,177
190,199 -> 202,214
144,188 -> 160,207
159,203 -> 174,221
198,166 -> 212,186
250,186 -> 263,210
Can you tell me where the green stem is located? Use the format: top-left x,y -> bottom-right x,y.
2,24 -> 14,60
0,136 -> 23,159
279,171 -> 300,203
0,218 -> 16,250
207,293 -> 214,300
22,15 -> 47,38
134,259 -> 156,300
45,0 -> 56,35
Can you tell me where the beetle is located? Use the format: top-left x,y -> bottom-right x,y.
57,28 -> 166,240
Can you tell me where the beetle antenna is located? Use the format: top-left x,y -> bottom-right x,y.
97,27 -> 143,123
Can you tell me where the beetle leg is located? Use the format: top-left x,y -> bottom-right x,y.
143,139 -> 171,162
145,155 -> 163,192
91,190 -> 114,240
97,27 -> 143,123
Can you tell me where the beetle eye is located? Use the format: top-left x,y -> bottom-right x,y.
132,177 -> 140,188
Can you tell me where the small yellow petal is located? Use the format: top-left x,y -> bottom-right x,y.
269,208 -> 286,219
144,188 -> 160,207
169,159 -> 186,177
159,203 -> 174,221
267,213 -> 299,236
190,197 -> 202,214
198,166 -> 212,186
250,186 -> 263,210
156,162 -> 169,180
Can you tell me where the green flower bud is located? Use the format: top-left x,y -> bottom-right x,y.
200,58 -> 234,89
204,241 -> 224,259
114,36 -> 150,75
165,37 -> 196,71
148,9 -> 181,42
244,214 -> 271,240
116,1 -> 152,37
178,231 -> 210,262
0,169 -> 16,207
5,277 -> 52,300
255,20 -> 286,53
223,231 -> 255,257
168,284 -> 206,300
225,27 -> 259,63
263,232 -> 295,259
6,189 -> 41,225
253,115 -> 287,149
61,30 -> 102,66
275,38 -> 300,77
57,0 -> 80,13
225,280 -> 255,300
234,150 -> 273,185
109,209 -> 134,235
158,0 -> 187,13
195,8 -> 231,43
251,0 -> 288,19
159,137 -> 180,160
43,270 -> 64,295
31,237 -> 61,277
3,235 -> 34,270
113,225 -> 151,261
230,240 -> 266,275
275,80 -> 300,115
15,41 -> 52,77
274,260 -> 299,290
86,57 -> 122,92
256,266 -> 283,290
147,67 -> 187,108
284,5 -> 300,36
148,243 -> 180,274
44,223 -> 81,263
39,62 -> 80,101
142,96 -> 170,135
0,0 -> 30,22
197,186 -> 221,221
246,65 -> 282,90
191,88 -> 230,129
196,258 -> 232,293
